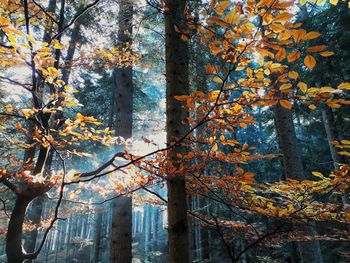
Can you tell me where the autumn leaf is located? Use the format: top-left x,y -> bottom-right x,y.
174,95 -> 190,101
303,31 -> 321,40
4,105 -> 13,111
273,12 -> 294,23
276,48 -> 286,61
279,100 -> 292,110
288,71 -> 299,79
297,82 -> 308,93
338,82 -> 350,90
329,0 -> 338,5
304,55 -> 316,70
216,1 -> 230,9
319,51 -> 334,57
280,83 -> 292,90
287,51 -> 300,62
207,16 -> 230,27
213,76 -> 223,83
307,45 -> 327,53
0,17 -> 10,26
312,171 -> 326,180
309,104 -> 317,110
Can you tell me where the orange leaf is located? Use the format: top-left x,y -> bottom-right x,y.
319,51 -> 334,57
303,31 -> 321,40
174,95 -> 190,101
304,55 -> 316,70
276,48 -> 286,61
279,100 -> 292,109
307,45 -> 327,53
273,12 -> 294,23
297,82 -> 308,93
287,51 -> 300,62
280,83 -> 292,90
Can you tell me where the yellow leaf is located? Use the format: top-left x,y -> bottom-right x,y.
304,55 -> 316,70
22,109 -> 32,119
297,82 -> 308,93
309,104 -> 317,110
312,171 -> 326,180
320,86 -> 335,93
4,105 -> 13,111
212,143 -> 218,152
338,82 -> 350,90
2,27 -> 24,36
27,35 -> 36,44
209,90 -> 220,100
339,151 -> 350,156
288,71 -> 299,79
280,83 -> 292,90
53,42 -> 65,49
279,100 -> 292,110
225,9 -> 239,24
213,76 -> 223,83
329,0 -> 338,5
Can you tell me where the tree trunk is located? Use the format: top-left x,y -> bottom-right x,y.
110,1 -> 133,262
322,106 -> 349,204
93,211 -> 102,263
165,0 -> 190,262
322,106 -> 345,169
110,196 -> 132,263
6,195 -> 33,263
273,103 -> 323,263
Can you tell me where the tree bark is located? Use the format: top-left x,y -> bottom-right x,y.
322,106 -> 349,204
165,0 -> 190,262
93,211 -> 102,262
110,1 -> 133,262
273,103 -> 323,263
110,196 -> 132,263
6,195 -> 33,263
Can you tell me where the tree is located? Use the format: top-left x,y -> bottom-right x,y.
110,0 -> 133,262
164,0 -> 190,262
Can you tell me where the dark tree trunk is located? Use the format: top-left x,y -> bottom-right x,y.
110,2 -> 133,261
93,211 -> 103,263
273,103 -> 323,263
110,196 -> 132,263
322,106 -> 349,204
6,195 -> 33,263
165,0 -> 190,262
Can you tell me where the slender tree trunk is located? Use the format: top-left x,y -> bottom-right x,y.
6,195 -> 33,263
322,106 -> 349,204
93,211 -> 102,263
273,103 -> 323,263
110,1 -> 133,262
165,0 -> 190,262
322,106 -> 345,169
